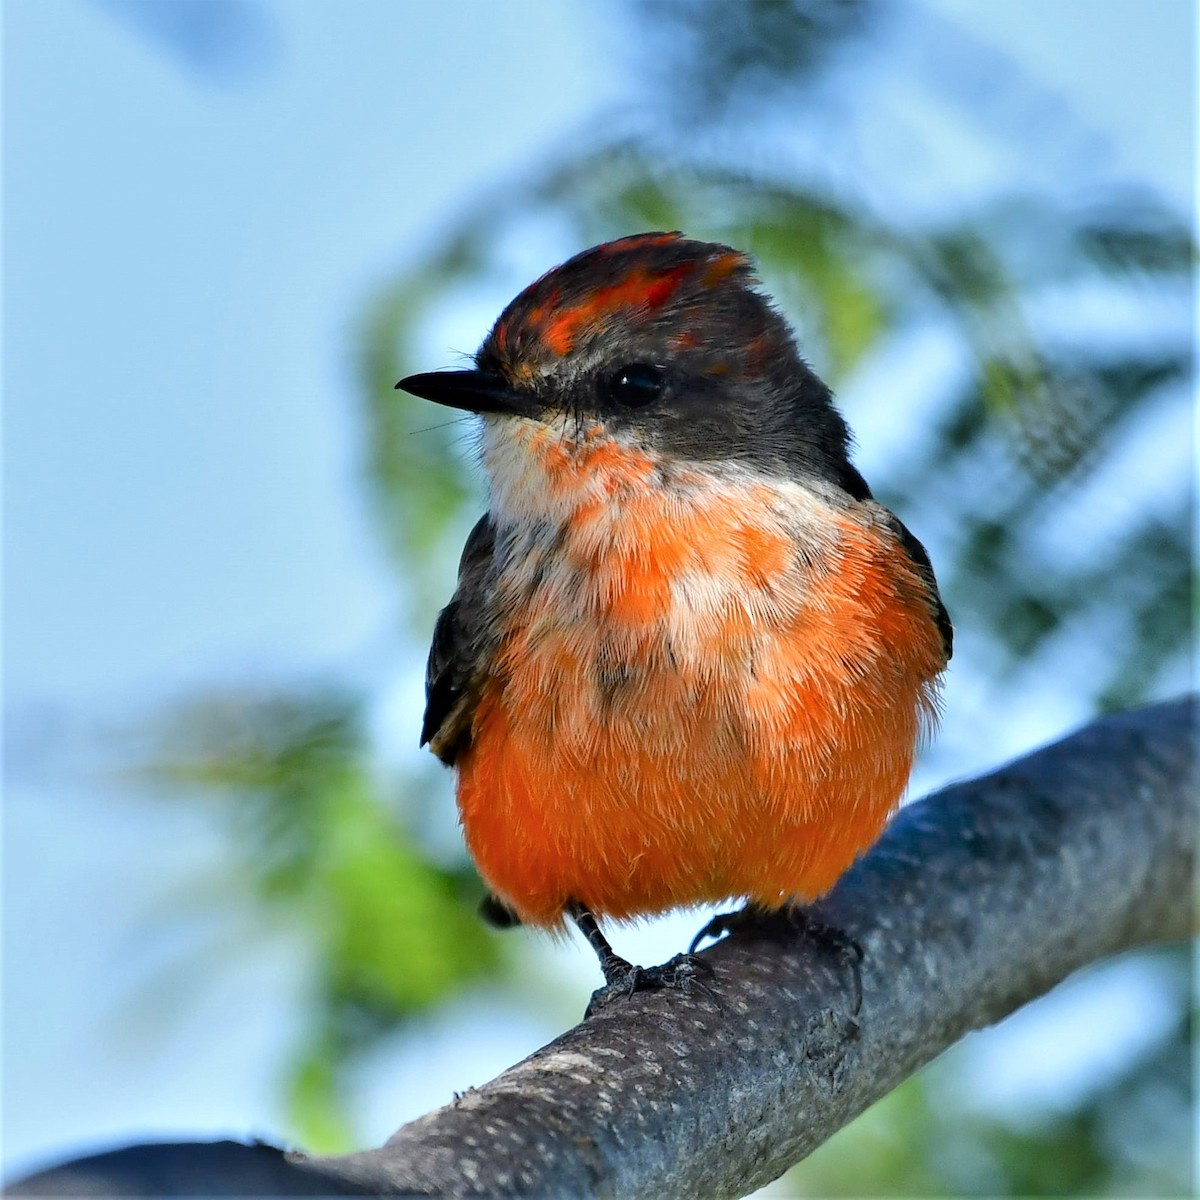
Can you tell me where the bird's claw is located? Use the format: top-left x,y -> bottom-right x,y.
586,952 -> 715,1017
688,907 -> 759,954
687,904 -> 864,1016
645,951 -> 715,993
804,918 -> 864,1016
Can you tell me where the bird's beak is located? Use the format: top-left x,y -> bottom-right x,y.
395,369 -> 529,416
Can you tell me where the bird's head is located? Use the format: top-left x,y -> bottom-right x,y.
398,233 -> 865,495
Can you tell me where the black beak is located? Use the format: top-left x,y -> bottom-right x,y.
395,369 -> 529,416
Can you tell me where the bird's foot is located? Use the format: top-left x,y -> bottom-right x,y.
585,952 -> 715,1018
688,904 -> 770,953
803,917 -> 864,1016
688,903 -> 864,1015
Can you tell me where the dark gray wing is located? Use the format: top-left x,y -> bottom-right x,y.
856,495 -> 952,664
839,471 -> 951,663
887,511 -> 953,663
421,514 -> 499,766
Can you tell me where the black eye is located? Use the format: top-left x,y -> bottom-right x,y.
603,363 -> 666,408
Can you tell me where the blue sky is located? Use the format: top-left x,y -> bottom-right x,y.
3,0 -> 1194,1178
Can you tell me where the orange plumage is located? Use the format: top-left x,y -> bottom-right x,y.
456,426 -> 944,927
398,232 -> 951,990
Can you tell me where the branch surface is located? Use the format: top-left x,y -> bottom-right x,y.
11,699 -> 1195,1198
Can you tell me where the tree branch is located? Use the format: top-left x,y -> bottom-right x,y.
11,699 -> 1195,1198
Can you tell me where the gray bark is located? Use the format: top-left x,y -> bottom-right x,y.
10,699 -> 1195,1199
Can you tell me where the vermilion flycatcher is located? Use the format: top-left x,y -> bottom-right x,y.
398,233 -> 951,1001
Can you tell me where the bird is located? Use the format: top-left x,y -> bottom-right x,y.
396,232 -> 951,1006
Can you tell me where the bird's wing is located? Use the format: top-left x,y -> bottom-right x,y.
865,503 -> 953,664
422,513 -> 500,766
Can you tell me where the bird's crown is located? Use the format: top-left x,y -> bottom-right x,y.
398,233 -> 861,491
477,232 -> 778,384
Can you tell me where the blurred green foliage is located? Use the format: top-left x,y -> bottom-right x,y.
145,690 -> 499,1147
143,0 -> 1192,1190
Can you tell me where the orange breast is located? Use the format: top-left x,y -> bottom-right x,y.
458,430 -> 945,927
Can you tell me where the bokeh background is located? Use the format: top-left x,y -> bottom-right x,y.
4,1 -> 1194,1194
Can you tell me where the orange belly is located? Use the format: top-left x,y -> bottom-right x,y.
453,496 -> 940,926
457,438 -> 945,927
